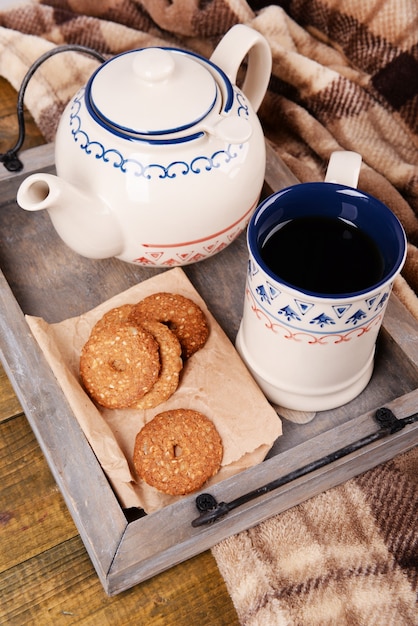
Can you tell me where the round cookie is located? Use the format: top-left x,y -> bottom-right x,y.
130,319 -> 183,410
80,322 -> 160,409
133,409 -> 223,495
90,304 -> 134,337
129,292 -> 209,359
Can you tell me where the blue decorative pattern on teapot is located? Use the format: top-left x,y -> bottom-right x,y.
68,88 -> 248,179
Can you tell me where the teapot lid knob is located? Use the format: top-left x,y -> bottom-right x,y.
132,48 -> 175,83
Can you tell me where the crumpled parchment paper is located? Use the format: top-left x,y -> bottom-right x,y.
26,267 -> 282,513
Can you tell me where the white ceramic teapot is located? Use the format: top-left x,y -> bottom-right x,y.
17,25 -> 272,266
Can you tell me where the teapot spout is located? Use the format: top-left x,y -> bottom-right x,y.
16,173 -> 124,259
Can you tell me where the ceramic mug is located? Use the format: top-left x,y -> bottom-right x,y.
236,151 -> 407,413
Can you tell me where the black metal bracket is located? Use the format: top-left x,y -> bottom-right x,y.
0,45 -> 106,172
191,407 -> 418,527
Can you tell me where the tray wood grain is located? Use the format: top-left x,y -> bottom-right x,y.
0,142 -> 417,595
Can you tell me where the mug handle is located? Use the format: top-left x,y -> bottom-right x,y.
324,151 -> 362,188
210,24 -> 272,112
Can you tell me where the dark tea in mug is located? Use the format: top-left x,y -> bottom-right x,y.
260,215 -> 385,295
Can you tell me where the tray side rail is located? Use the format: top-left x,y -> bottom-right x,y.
0,268 -> 127,587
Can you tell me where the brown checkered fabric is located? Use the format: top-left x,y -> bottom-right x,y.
213,447 -> 418,625
0,2 -> 417,623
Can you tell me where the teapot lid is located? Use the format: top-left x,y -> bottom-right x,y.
86,48 -> 219,138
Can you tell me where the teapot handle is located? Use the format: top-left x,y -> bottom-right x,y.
210,24 -> 272,112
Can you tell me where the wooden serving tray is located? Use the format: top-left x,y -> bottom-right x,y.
1,143 -> 417,595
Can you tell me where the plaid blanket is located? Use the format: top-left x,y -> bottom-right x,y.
0,1 -> 417,623
212,447 -> 418,625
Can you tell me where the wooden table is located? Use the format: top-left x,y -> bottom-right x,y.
0,76 -> 240,625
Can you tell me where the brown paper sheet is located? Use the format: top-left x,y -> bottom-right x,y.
26,268 -> 282,513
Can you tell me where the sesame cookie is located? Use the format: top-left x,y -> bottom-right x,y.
89,304 -> 134,337
130,319 -> 183,410
129,292 -> 209,359
80,322 -> 160,409
133,409 -> 223,495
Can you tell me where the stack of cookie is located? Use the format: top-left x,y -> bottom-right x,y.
79,292 -> 223,495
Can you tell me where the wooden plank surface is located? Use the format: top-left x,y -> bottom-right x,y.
0,76 -> 239,624
0,363 -> 22,419
1,531 -> 234,625
0,413 -> 78,573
